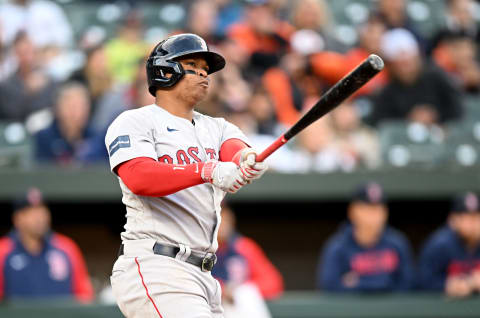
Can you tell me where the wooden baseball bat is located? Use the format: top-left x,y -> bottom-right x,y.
256,54 -> 384,162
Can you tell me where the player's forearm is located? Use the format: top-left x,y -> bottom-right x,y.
117,157 -> 205,197
219,138 -> 249,164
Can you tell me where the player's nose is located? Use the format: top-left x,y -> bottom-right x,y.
197,69 -> 208,78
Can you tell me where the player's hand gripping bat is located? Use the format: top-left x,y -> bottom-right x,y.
256,54 -> 384,162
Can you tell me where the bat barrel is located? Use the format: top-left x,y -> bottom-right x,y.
284,54 -> 384,140
368,54 -> 385,71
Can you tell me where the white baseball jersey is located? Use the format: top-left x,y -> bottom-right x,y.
105,104 -> 248,253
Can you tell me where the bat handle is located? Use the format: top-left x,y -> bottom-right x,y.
256,135 -> 287,162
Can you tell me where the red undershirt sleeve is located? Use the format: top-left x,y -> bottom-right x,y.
219,138 -> 249,165
117,139 -> 249,197
116,157 -> 206,197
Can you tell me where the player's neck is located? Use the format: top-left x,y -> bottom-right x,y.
155,95 -> 194,121
18,231 -> 44,255
353,227 -> 381,248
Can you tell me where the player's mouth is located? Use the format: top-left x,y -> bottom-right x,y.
199,80 -> 209,88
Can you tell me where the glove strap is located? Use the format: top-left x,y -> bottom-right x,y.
201,161 -> 217,183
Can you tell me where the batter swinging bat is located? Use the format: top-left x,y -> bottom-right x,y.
256,54 -> 384,162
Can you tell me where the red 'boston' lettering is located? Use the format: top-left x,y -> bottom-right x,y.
176,150 -> 191,164
159,155 -> 173,164
205,148 -> 216,160
188,147 -> 202,163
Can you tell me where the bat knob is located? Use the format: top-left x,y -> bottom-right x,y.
368,54 -> 384,71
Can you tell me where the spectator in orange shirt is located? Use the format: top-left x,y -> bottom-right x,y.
430,0 -> 479,53
432,31 -> 480,94
227,0 -> 294,74
310,15 -> 388,98
262,29 -> 326,127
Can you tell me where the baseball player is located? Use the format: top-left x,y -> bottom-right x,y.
105,33 -> 268,318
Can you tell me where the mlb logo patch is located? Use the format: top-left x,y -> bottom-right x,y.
109,135 -> 131,156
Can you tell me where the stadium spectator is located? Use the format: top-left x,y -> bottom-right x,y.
245,86 -> 277,135
419,192 -> 480,298
328,100 -> 381,170
105,10 -> 149,85
185,0 -> 219,43
213,204 -> 283,317
214,56 -> 252,114
196,37 -> 253,117
373,0 -> 425,50
216,34 -> 250,71
34,82 -> 107,164
290,0 -> 346,53
0,0 -> 73,49
371,28 -> 462,126
0,18 -> 17,81
317,182 -> 415,292
124,59 -> 155,110
214,0 -> 245,37
0,187 -> 94,302
293,99 -> 380,173
311,15 -> 388,98
227,0 -> 294,75
262,32 -> 324,127
296,114 -> 340,172
0,32 -> 57,122
432,31 -> 480,94
69,44 -> 126,133
430,0 -> 479,53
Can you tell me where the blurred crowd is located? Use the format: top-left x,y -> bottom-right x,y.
0,0 -> 479,171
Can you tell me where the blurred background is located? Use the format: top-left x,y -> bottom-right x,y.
1,0 -> 480,317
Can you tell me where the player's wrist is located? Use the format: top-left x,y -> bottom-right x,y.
201,161 -> 248,193
201,161 -> 217,183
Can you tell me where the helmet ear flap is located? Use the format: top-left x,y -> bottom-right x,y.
147,58 -> 185,96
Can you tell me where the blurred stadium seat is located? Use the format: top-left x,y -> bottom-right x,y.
379,120 -> 446,168
0,121 -> 33,168
325,0 -> 446,46
445,121 -> 480,167
461,95 -> 480,123
58,0 -> 187,41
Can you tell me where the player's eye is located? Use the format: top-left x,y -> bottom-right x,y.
186,61 -> 195,67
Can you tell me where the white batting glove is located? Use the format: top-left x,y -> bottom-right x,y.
239,148 -> 268,182
201,161 -> 247,193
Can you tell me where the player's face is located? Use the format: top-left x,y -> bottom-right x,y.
13,205 -> 51,239
451,213 -> 480,242
388,53 -> 421,84
349,202 -> 388,234
175,56 -> 210,104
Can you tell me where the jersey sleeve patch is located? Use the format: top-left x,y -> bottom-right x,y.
109,135 -> 131,157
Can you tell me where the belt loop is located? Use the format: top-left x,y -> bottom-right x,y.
175,244 -> 191,262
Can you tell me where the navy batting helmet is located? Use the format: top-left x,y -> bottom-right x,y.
146,33 -> 225,96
